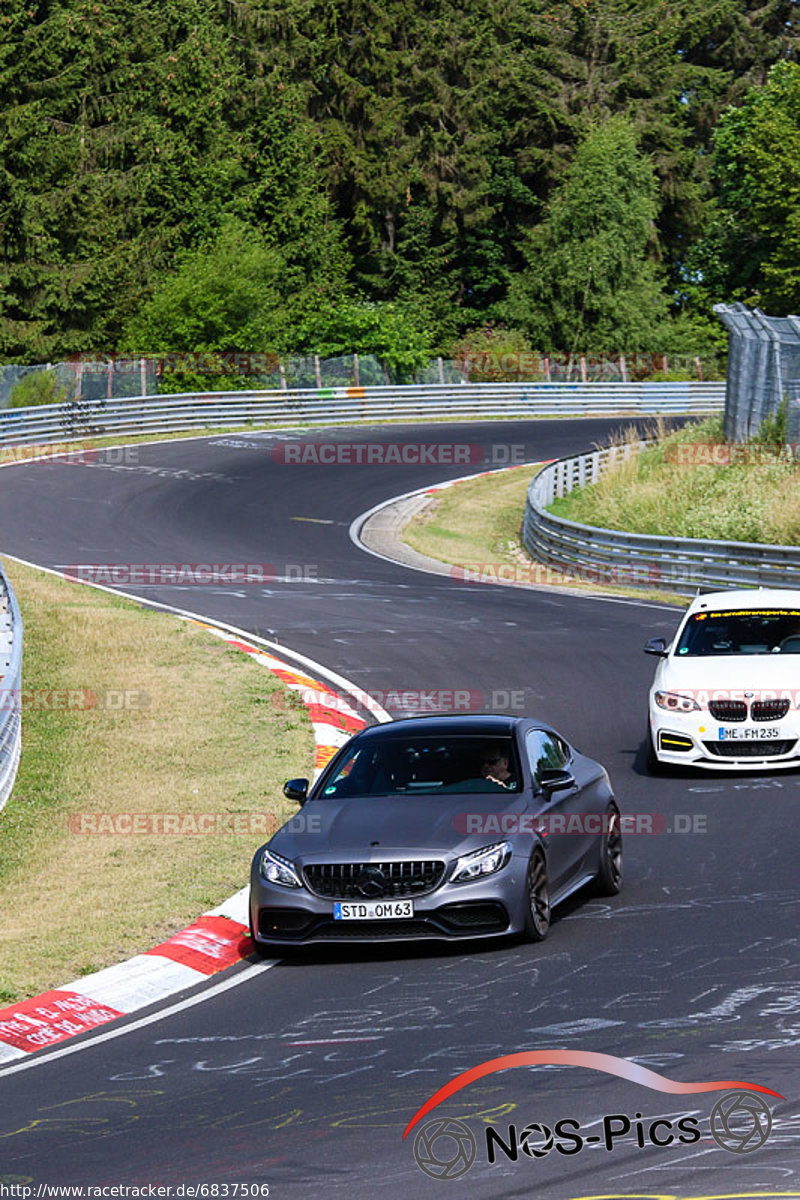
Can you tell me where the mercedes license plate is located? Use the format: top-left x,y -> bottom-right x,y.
333,900 -> 414,920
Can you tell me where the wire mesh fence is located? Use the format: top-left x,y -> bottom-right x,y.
0,349 -> 721,408
714,302 -> 800,441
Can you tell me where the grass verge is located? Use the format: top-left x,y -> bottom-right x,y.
549,416 -> 800,545
0,558 -> 315,1003
401,465 -> 684,605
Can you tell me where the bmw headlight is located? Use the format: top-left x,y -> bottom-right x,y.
654,690 -> 700,713
259,848 -> 302,888
452,841 -> 512,883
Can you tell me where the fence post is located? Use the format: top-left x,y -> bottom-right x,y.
353,353 -> 360,387
619,355 -> 628,383
279,360 -> 287,391
438,356 -> 445,385
314,354 -> 322,389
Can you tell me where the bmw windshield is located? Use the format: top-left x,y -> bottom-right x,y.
675,609 -> 800,657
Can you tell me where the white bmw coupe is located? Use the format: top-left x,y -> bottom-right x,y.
645,588 -> 800,771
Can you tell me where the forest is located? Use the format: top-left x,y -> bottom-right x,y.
0,0 -> 797,370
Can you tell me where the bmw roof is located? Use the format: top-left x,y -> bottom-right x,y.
685,588 -> 800,613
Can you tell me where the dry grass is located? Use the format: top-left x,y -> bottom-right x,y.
0,559 -> 315,1002
551,416 -> 800,545
403,466 -> 537,567
402,465 -> 684,603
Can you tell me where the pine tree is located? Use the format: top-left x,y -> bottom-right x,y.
502,116 -> 671,351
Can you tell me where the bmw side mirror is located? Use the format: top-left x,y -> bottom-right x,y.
539,767 -> 575,794
283,778 -> 309,804
643,637 -> 667,657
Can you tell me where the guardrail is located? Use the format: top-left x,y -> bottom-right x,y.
0,561 -> 22,813
0,381 -> 724,811
523,444 -> 800,595
0,381 -> 724,446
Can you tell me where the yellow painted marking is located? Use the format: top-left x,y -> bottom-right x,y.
568,1193 -> 800,1200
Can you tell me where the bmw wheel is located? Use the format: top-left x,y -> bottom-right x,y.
645,727 -> 663,775
524,849 -> 551,942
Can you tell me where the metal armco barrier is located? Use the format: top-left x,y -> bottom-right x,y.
0,561 -> 22,813
0,381 -> 725,813
524,444 -> 800,595
0,381 -> 724,447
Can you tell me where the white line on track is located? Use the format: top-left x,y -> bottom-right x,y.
0,961 -> 275,1078
348,466 -> 681,612
0,553 -> 393,723
0,554 -> 392,1074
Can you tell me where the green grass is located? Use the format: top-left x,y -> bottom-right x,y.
0,558 -> 315,1002
550,416 -> 800,545
402,465 -> 685,603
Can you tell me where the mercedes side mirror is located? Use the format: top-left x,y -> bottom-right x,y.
539,767 -> 575,794
283,778 -> 309,804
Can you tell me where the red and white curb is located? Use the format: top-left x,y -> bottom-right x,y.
0,622 -> 374,1066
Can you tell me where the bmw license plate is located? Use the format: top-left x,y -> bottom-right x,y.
334,900 -> 414,919
718,726 -> 780,740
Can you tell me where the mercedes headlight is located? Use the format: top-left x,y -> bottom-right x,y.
452,841 -> 512,883
259,848 -> 302,888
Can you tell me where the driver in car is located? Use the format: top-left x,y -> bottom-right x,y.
480,748 -> 515,788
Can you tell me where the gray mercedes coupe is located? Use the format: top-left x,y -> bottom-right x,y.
248,714 -> 622,952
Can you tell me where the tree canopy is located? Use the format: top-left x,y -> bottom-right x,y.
685,60 -> 800,314
0,0 -> 796,364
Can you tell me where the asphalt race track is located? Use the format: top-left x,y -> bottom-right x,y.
0,419 -> 797,1198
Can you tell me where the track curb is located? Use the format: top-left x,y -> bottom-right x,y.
0,587 -> 381,1065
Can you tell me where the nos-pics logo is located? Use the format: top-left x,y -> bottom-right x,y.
404,1050 -> 781,1181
